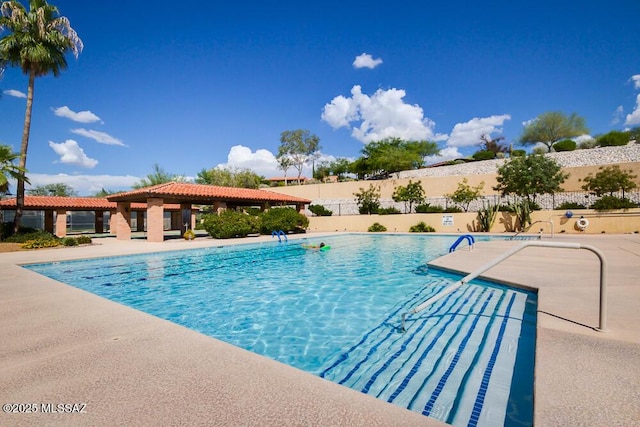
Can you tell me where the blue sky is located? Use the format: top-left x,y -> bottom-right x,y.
1,0 -> 639,195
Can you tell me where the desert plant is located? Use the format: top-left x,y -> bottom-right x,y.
367,222 -> 387,232
476,201 -> 499,232
5,229 -> 57,243
377,207 -> 402,215
409,222 -> 436,232
308,204 -> 333,216
415,203 -> 444,213
510,198 -> 533,231
511,149 -> 526,157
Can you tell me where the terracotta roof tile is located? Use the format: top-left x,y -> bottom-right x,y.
107,182 -> 312,204
0,196 -> 180,210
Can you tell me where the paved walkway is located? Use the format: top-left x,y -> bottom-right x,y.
1,233 -> 639,426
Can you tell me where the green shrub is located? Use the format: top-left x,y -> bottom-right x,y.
75,235 -> 92,245
472,150 -> 496,161
368,222 -> 387,232
511,149 -> 526,157
6,229 -> 57,244
597,131 -> 629,147
553,139 -> 577,152
259,207 -> 309,235
415,203 -> 444,213
578,138 -> 598,149
62,237 -> 79,246
557,201 -> 586,210
21,238 -> 61,249
377,207 -> 402,215
444,206 -> 464,213
308,204 -> 333,216
409,222 -> 435,232
202,210 -> 260,239
590,196 -> 638,211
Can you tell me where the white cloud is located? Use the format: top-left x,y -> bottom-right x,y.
71,128 -> 125,146
3,89 -> 26,98
216,145 -> 336,179
216,145 -> 279,177
424,147 -> 463,165
611,105 -> 624,125
25,173 -> 140,196
53,106 -> 101,123
446,114 -> 511,148
353,53 -> 383,69
625,93 -> 640,126
630,74 -> 640,90
48,139 -> 98,168
322,85 -> 439,143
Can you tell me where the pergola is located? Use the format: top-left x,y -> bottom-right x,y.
106,182 -> 311,242
0,196 -> 182,237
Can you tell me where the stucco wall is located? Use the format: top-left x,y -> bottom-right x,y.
269,162 -> 640,200
307,209 -> 640,235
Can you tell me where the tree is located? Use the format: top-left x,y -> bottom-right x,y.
329,157 -> 352,180
196,166 -> 264,189
1,0 -> 83,233
446,178 -> 485,212
28,182 -> 76,196
277,129 -> 321,184
479,134 -> 508,155
359,138 -> 438,178
392,180 -> 425,213
132,163 -> 185,189
581,165 -> 638,198
520,112 -> 588,153
277,155 -> 293,186
0,144 -> 28,194
354,184 -> 381,214
493,154 -> 569,202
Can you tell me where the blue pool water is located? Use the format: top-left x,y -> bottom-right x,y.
25,234 -> 536,427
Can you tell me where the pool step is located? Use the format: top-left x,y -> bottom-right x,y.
322,282 -> 528,427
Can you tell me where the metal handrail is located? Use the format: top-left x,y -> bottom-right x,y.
401,241 -> 608,332
449,234 -> 475,252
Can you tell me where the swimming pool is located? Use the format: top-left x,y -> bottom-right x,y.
25,234 -> 536,427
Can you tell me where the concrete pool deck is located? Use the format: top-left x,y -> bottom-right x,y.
1,233 -> 639,426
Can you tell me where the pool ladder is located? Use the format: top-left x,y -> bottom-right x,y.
448,234 -> 475,252
271,230 -> 288,242
401,241 -> 609,333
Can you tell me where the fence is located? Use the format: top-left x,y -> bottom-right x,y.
309,191 -> 640,216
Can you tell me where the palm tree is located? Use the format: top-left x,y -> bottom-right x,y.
0,0 -> 83,233
0,144 -> 28,194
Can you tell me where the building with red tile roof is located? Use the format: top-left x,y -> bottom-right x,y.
105,182 -> 311,242
1,183 -> 311,242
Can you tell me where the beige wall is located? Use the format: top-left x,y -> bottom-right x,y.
307,209 -> 640,235
269,162 -> 640,199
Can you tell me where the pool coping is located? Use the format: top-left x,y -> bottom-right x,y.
2,232 -> 639,425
